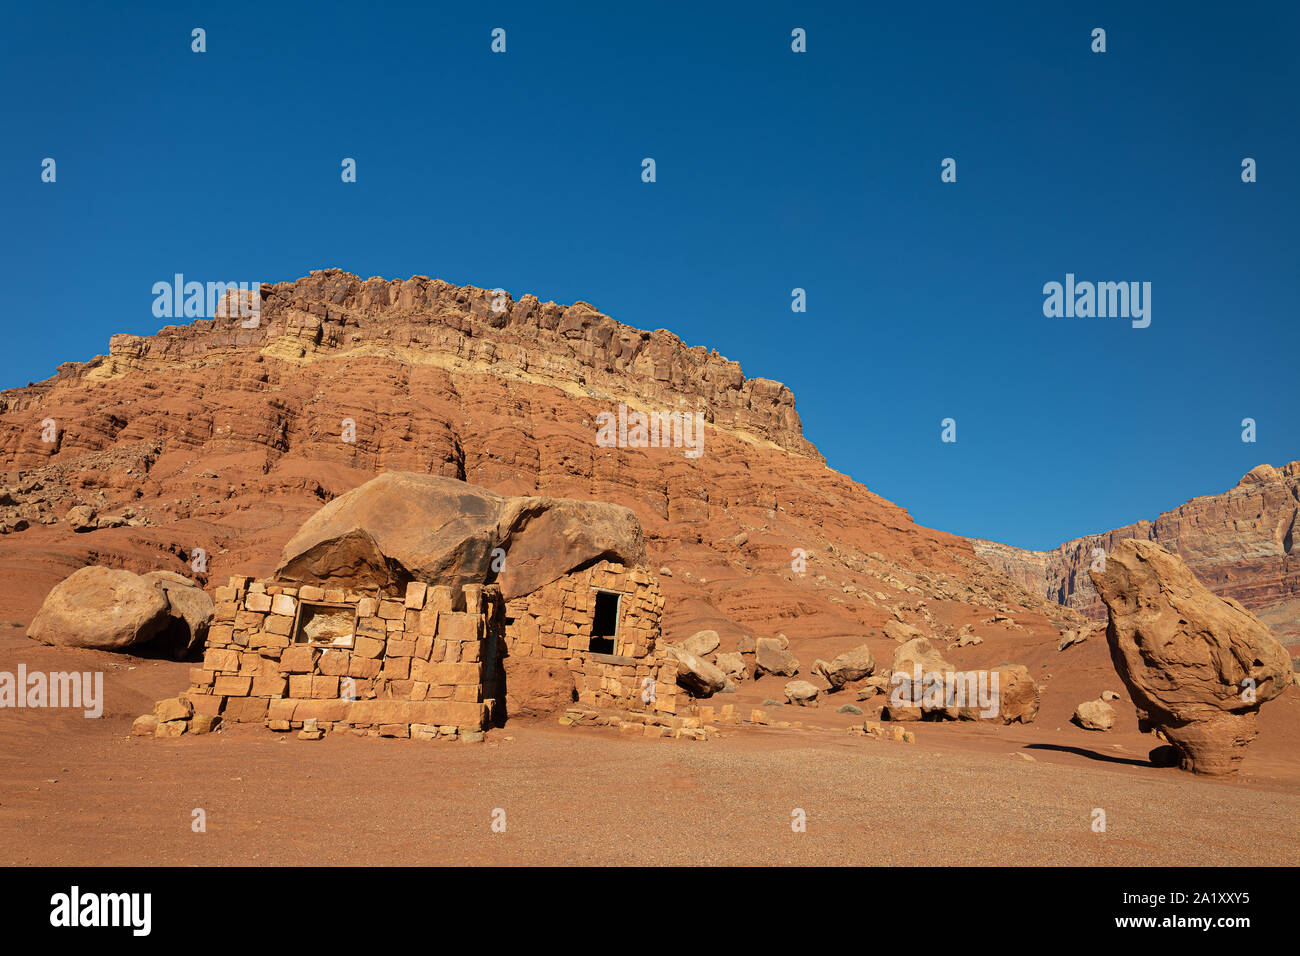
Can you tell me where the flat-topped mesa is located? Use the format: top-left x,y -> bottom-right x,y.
79,270 -> 819,460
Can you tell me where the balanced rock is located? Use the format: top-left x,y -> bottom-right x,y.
275,472 -> 645,600
1090,539 -> 1294,775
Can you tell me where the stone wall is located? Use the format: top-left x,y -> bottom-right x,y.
186,576 -> 499,739
504,560 -> 681,715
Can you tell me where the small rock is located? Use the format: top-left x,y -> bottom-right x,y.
1073,699 -> 1115,731
154,719 -> 187,738
784,679 -> 821,706
131,715 -> 159,736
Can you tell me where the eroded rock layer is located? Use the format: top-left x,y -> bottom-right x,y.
0,269 -> 1077,665
973,462 -> 1300,644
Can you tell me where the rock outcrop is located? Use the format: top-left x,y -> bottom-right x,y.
1090,539 -> 1294,775
974,462 -> 1300,643
28,565 -> 211,658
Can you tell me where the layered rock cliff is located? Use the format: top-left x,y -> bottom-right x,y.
0,270 -> 1077,665
973,462 -> 1300,644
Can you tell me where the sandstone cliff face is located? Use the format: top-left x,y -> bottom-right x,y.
973,462 -> 1300,644
0,270 -> 1076,665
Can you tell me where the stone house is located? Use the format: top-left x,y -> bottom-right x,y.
502,558 -> 680,715
186,576 -> 503,739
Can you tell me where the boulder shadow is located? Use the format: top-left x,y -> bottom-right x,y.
1023,743 -> 1155,768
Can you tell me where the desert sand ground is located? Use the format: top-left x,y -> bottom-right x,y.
2,626 -> 1296,867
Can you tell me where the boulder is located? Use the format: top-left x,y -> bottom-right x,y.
737,634 -> 756,654
884,620 -> 921,643
28,566 -> 171,652
154,697 -> 193,723
1090,539 -> 1294,776
784,680 -> 821,706
275,472 -> 646,600
891,637 -> 952,677
755,637 -> 799,677
980,665 -> 1040,724
1074,699 -> 1115,731
142,571 -> 213,658
811,643 -> 875,690
665,647 -> 727,697
131,715 -> 159,736
714,651 -> 747,680
681,629 -> 720,658
28,566 -> 212,659
65,505 -> 96,532
886,637 -> 1037,724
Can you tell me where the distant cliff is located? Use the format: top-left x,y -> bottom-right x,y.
972,462 -> 1300,643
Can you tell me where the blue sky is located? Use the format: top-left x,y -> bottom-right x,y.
3,1 -> 1297,550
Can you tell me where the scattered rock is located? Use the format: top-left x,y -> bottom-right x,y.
154,697 -> 193,723
28,567 -> 171,653
836,703 -> 863,715
65,505 -> 97,532
682,629 -> 720,658
665,646 -> 727,697
1073,699 -> 1115,731
810,643 -> 875,690
755,637 -> 799,677
784,680 -> 821,706
714,651 -> 746,680
131,715 -> 159,736
189,714 -> 221,734
154,719 -> 187,738
884,620 -> 922,643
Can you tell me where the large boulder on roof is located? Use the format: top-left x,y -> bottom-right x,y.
274,472 -> 646,600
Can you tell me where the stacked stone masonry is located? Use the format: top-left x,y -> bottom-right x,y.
188,576 -> 499,740
503,560 -> 682,716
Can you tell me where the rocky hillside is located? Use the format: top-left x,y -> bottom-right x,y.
0,269 -> 1079,665
973,462 -> 1300,645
